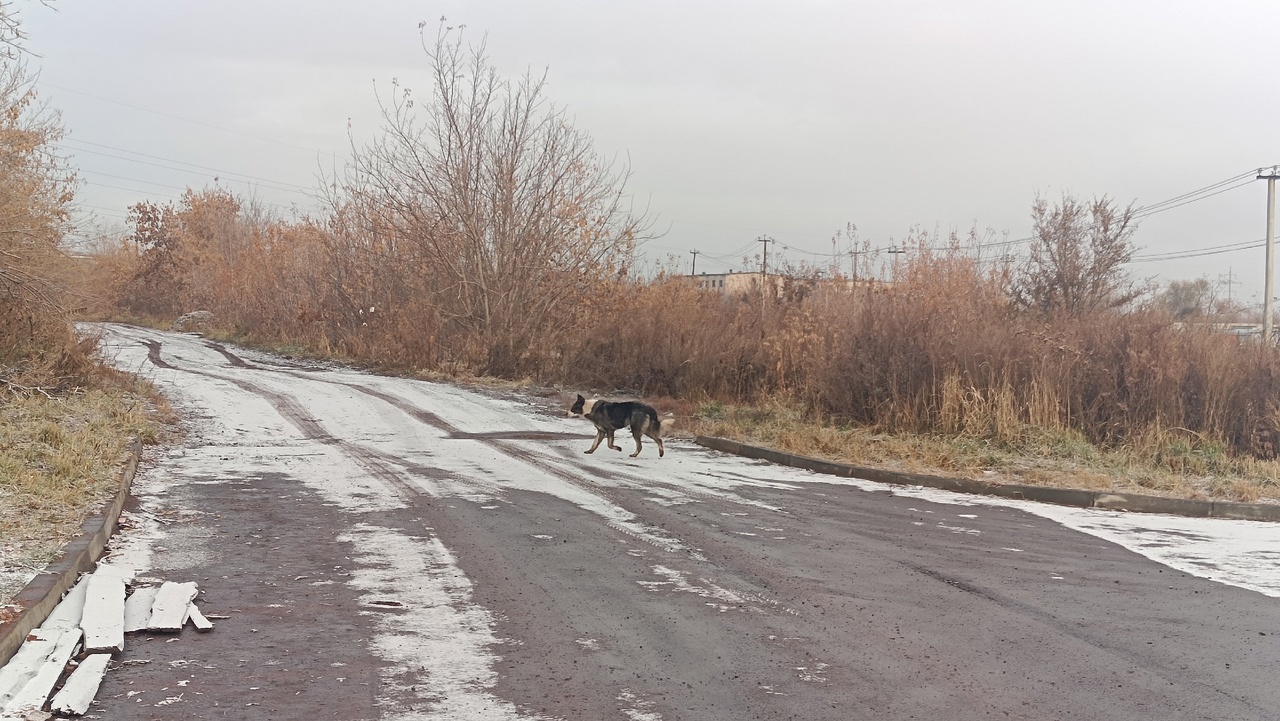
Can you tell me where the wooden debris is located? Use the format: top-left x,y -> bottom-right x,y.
186,603 -> 214,632
92,564 -> 134,585
146,582 -> 198,633
0,630 -> 57,709
0,574 -> 213,720
38,577 -> 89,632
48,653 -> 111,717
122,587 -> 159,633
80,571 -> 125,654
1,628 -> 81,717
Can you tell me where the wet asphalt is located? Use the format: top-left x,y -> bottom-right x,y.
83,325 -> 1280,721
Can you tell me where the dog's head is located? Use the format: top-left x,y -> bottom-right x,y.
567,394 -> 596,417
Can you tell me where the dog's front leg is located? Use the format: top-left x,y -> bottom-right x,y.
586,429 -> 605,454
607,430 -> 622,452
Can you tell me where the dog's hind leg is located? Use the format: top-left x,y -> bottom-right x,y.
630,428 -> 645,457
585,429 -> 606,454
648,430 -> 665,458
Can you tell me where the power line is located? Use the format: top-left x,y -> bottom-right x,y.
1131,170 -> 1257,216
41,82 -> 341,158
80,179 -> 299,215
776,242 -> 844,258
82,205 -> 130,215
1128,237 -> 1265,263
58,143 -> 315,196
700,239 -> 761,260
967,168 -> 1268,253
1132,178 -> 1257,220
62,138 -> 316,191
82,180 -> 183,201
667,217 -> 833,241
80,170 -> 195,193
744,167 -> 1267,265
78,167 -> 308,212
692,253 -> 739,272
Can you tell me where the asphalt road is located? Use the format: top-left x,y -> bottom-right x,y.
86,324 -> 1280,721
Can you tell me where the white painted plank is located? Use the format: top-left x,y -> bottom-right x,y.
91,563 -> 134,585
49,653 -> 111,716
122,587 -> 159,633
146,582 -> 198,633
80,571 -> 125,654
0,631 -> 56,707
39,576 -> 90,631
186,602 -> 213,632
2,628 -> 81,716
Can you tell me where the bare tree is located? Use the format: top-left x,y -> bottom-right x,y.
0,1 -> 55,60
0,1 -> 28,59
331,23 -> 648,373
1155,278 -> 1215,319
1012,194 -> 1140,316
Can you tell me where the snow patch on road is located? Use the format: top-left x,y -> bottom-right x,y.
617,688 -> 664,721
637,565 -> 775,614
675,448 -> 1280,598
338,523 -> 551,721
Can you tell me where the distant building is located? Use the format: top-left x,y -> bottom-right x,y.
1220,322 -> 1262,341
691,271 -> 887,296
692,271 -> 765,293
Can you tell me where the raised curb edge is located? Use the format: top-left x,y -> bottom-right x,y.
693,435 -> 1280,523
0,438 -> 142,668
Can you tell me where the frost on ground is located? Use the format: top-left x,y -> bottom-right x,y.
36,323 -> 1280,720
339,523 -> 552,721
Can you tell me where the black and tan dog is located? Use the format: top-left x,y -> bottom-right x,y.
568,394 -> 675,458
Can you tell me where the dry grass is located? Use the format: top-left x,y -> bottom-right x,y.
685,398 -> 1280,504
79,182 -> 1280,510
83,187 -> 1280,459
0,385 -> 171,606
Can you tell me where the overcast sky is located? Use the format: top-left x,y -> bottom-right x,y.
21,1 -> 1280,304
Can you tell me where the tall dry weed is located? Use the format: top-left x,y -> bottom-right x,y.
85,198 -> 1280,464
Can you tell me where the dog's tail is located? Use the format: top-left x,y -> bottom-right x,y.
657,413 -> 675,438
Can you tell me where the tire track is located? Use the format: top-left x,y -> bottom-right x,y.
144,336 -> 678,543
150,335 -> 707,557
140,337 -> 424,503
141,340 -> 173,369
203,341 -> 260,369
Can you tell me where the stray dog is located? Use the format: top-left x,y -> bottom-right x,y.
568,394 -> 675,458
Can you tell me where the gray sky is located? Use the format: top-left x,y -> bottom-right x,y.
22,1 -> 1280,305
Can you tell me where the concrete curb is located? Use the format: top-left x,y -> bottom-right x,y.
0,438 -> 142,667
694,435 -> 1280,523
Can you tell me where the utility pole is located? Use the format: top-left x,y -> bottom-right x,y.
689,248 -> 699,277
851,248 -> 870,282
758,235 -> 775,283
887,245 -> 907,280
1260,166 -> 1280,343
757,235 -> 775,317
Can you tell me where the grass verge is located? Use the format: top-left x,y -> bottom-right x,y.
683,398 -> 1280,504
0,384 -> 170,610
